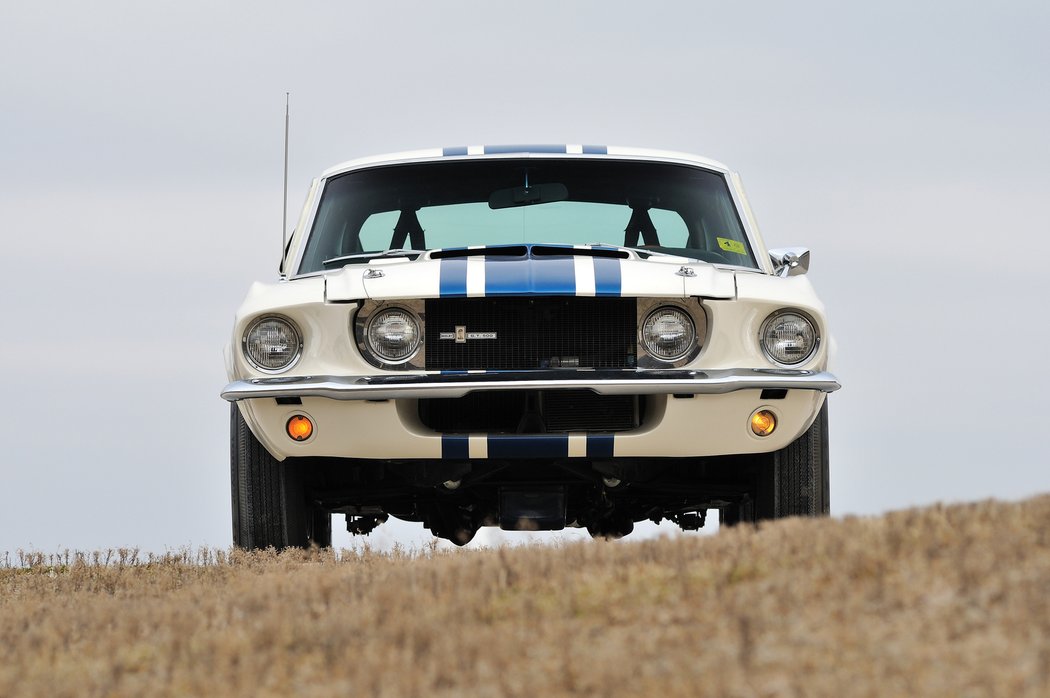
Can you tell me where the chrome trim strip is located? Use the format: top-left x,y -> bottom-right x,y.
221,369 -> 840,402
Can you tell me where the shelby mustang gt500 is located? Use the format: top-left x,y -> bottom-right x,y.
222,144 -> 840,548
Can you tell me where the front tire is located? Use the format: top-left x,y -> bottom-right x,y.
230,404 -> 331,549
771,400 -> 830,518
719,400 -> 830,526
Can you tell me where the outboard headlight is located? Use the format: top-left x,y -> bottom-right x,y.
243,316 -> 302,372
760,310 -> 818,365
366,307 -> 421,363
641,306 -> 696,362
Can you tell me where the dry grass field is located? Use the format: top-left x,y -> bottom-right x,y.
3,497 -> 1049,697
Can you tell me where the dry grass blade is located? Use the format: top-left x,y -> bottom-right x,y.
2,496 -> 1049,697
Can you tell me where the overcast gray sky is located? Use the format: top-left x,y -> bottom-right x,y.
2,1 -> 1048,554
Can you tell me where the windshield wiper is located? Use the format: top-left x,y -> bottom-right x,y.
322,249 -> 422,267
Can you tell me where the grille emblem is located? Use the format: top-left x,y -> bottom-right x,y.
439,325 -> 498,343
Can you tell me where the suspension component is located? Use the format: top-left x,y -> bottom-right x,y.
346,513 -> 388,536
670,510 -> 707,531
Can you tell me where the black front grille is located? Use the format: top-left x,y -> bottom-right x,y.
425,297 -> 636,370
419,390 -> 641,433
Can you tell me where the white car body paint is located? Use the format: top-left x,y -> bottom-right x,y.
224,147 -> 838,462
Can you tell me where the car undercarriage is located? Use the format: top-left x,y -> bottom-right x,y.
297,453 -> 773,544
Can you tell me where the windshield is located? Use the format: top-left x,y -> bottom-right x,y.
298,158 -> 757,274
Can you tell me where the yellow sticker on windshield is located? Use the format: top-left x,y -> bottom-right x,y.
717,237 -> 747,255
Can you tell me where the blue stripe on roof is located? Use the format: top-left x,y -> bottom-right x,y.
441,434 -> 469,459
592,256 -> 622,296
488,434 -> 569,459
484,144 -> 567,154
586,434 -> 615,458
443,145 -> 606,156
439,258 -> 469,297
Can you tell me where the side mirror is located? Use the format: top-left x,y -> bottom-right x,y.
769,247 -> 811,277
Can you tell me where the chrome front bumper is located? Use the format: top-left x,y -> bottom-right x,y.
221,368 -> 840,402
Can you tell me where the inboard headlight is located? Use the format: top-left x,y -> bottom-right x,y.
243,316 -> 302,372
366,307 -> 421,363
641,306 -> 696,362
760,310 -> 818,365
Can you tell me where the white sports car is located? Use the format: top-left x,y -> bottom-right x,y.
222,145 -> 840,548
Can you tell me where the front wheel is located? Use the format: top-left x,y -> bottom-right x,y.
230,404 -> 331,549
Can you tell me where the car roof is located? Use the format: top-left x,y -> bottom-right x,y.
319,145 -> 733,178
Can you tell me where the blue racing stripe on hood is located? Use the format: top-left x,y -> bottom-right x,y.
484,255 -> 576,296
436,245 -> 621,296
442,146 -> 469,156
439,258 -> 469,297
592,256 -> 622,296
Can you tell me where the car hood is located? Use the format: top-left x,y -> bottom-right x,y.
324,244 -> 737,302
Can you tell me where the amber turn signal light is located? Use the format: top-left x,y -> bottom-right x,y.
750,410 -> 777,436
286,415 -> 314,441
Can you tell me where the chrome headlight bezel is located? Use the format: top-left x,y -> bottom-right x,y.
366,307 -> 422,363
354,301 -> 426,369
759,309 -> 819,366
636,301 -> 705,367
242,315 -> 303,374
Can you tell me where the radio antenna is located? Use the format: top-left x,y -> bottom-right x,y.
281,92 -> 290,273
